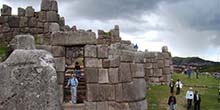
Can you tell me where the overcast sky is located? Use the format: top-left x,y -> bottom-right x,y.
1,0 -> 220,61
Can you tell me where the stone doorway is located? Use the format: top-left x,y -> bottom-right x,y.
63,46 -> 86,104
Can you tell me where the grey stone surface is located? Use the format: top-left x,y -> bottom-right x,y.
19,17 -> 28,27
97,45 -> 108,58
162,46 -> 168,52
108,102 -> 130,110
25,6 -> 34,17
28,17 -> 37,27
49,23 -> 60,32
84,45 -> 97,58
85,58 -> 102,68
134,52 -> 145,63
109,68 -> 119,84
87,84 -> 99,101
131,64 -> 145,78
97,102 -> 108,110
18,7 -> 25,16
109,56 -> 120,67
1,5 -> 11,16
50,0 -> 58,12
0,49 -> 60,110
119,63 -> 132,82
58,85 -> 64,104
120,50 -> 135,62
47,11 -> 59,22
85,102 -> 97,110
57,71 -> 64,84
115,84 -> 123,102
51,31 -> 96,46
98,69 -> 109,83
122,79 -> 146,101
36,45 -> 52,53
129,100 -> 148,110
8,16 -> 20,27
54,57 -> 65,72
85,68 -> 98,83
52,46 -> 64,57
41,0 -> 50,11
39,11 -> 47,22
15,35 -> 35,50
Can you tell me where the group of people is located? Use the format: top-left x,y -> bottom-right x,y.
168,79 -> 201,110
184,66 -> 200,79
65,62 -> 81,104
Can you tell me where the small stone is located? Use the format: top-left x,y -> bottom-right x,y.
18,7 -> 25,16
119,63 -> 132,82
1,5 -> 12,16
25,6 -> 35,17
52,46 -> 64,57
50,0 -> 58,12
85,68 -> 98,83
162,46 -> 168,52
84,45 -> 97,58
39,11 -> 47,22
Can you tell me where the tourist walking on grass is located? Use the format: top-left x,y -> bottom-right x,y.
194,91 -> 201,110
66,74 -> 78,104
168,93 -> 176,110
175,79 -> 182,95
187,66 -> 192,79
169,79 -> 175,93
186,87 -> 194,110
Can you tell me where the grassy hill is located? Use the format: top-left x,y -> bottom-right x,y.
172,57 -> 220,72
147,73 -> 220,110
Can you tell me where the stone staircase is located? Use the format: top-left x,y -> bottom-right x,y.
64,65 -> 87,103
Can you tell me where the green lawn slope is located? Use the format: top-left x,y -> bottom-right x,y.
147,73 -> 220,110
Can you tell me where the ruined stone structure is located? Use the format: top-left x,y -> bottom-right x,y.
0,0 -> 173,110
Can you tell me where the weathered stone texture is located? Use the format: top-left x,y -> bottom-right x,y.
52,46 -> 65,57
15,35 -> 35,49
131,63 -> 145,78
85,68 -> 98,83
85,58 -> 102,68
97,45 -> 108,58
0,49 -> 60,110
25,6 -> 35,17
85,45 -> 97,58
47,11 -> 59,22
109,68 -> 119,84
18,7 -> 25,16
1,5 -> 11,16
98,69 -> 109,83
119,63 -> 131,82
51,31 -> 96,46
54,57 -> 65,72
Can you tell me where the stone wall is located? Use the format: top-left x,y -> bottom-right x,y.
0,0 -> 64,46
144,46 -> 173,85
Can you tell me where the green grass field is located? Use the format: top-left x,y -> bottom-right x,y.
147,73 -> 220,110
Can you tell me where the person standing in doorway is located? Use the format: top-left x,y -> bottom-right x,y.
194,91 -> 201,110
168,93 -> 176,110
74,62 -> 81,80
66,74 -> 78,104
169,79 -> 175,93
175,79 -> 182,95
186,87 -> 194,110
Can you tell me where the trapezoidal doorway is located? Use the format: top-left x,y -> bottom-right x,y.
63,46 -> 86,104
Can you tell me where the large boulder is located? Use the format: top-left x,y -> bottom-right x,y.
0,50 -> 60,110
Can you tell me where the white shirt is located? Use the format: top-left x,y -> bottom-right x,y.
186,90 -> 194,99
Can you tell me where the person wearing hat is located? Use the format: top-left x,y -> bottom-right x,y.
169,79 -> 175,93
194,91 -> 201,110
186,87 -> 194,110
